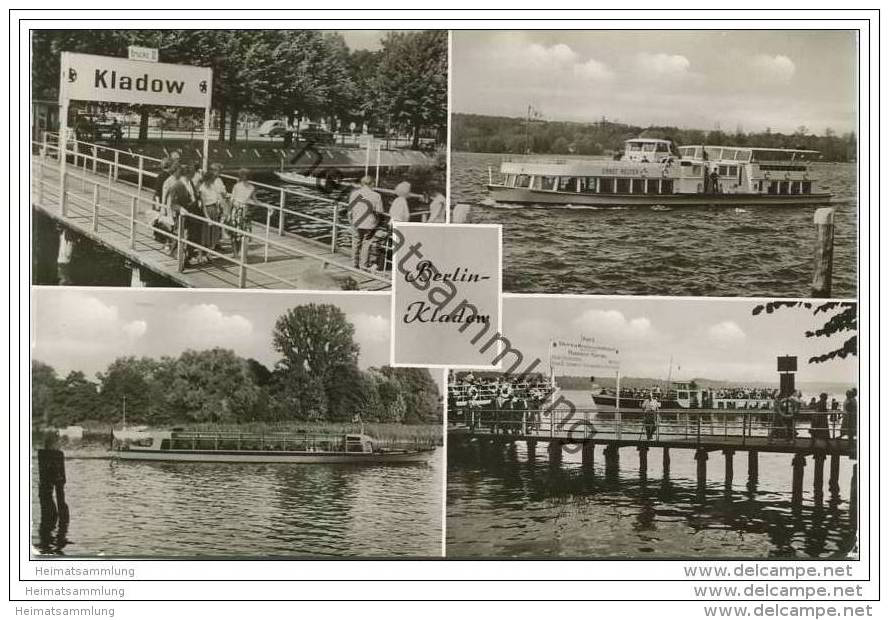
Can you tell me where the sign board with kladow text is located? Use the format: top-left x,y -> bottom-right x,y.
60,52 -> 212,109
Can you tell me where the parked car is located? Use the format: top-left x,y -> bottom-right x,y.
257,119 -> 288,137
74,114 -> 122,143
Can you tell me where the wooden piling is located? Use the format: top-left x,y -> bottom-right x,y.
829,453 -> 841,493
547,440 -> 562,465
662,447 -> 671,478
581,441 -> 595,468
638,445 -> 649,479
748,450 -> 759,481
723,449 -> 735,488
811,207 -> 836,298
791,453 -> 806,505
813,452 -> 826,500
603,444 -> 620,472
695,449 -> 709,492
849,464 -> 858,525
526,439 -> 537,462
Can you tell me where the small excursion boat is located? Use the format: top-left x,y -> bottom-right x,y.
487,138 -> 833,207
114,430 -> 435,464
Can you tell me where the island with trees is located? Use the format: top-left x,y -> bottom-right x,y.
32,304 -> 442,445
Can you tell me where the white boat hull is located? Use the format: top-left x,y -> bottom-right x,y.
487,185 -> 832,207
115,448 -> 434,464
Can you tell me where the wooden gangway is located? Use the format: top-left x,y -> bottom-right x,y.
31,135 -> 395,290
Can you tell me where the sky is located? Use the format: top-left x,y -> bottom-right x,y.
452,30 -> 858,135
498,296 -> 856,386
336,30 -> 395,51
31,288 -> 445,386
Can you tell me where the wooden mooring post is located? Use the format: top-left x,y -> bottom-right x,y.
812,207 -> 836,298
791,454 -> 806,505
603,444 -> 620,475
662,447 -> 671,478
526,439 -> 537,462
813,452 -> 826,500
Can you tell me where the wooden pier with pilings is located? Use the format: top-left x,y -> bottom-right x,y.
31,135 -> 394,290
448,408 -> 856,499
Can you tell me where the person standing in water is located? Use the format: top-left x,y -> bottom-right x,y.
38,430 -> 69,535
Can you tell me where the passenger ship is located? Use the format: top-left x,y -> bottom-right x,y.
114,430 -> 434,464
487,138 -> 832,207
592,382 -> 774,412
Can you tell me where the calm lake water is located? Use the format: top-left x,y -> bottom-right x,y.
446,390 -> 857,559
32,445 -> 443,558
451,152 -> 858,298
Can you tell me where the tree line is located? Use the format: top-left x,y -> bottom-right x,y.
451,113 -> 858,162
32,30 -> 448,148
32,304 -> 441,429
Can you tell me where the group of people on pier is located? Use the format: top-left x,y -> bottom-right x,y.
348,176 -> 446,272
150,152 -> 256,270
768,388 -> 858,444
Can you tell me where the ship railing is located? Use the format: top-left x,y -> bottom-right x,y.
451,408 -> 846,446
33,133 -> 430,274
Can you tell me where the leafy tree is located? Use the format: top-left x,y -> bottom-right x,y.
32,361 -> 58,427
376,31 -> 448,148
272,303 -> 359,376
166,348 -> 262,423
752,301 -> 857,364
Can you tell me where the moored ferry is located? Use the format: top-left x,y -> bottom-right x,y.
487,138 -> 832,207
592,381 -> 775,412
115,430 -> 435,464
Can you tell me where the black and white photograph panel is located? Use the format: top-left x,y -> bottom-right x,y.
31,288 -> 443,557
450,30 -> 858,298
31,30 -> 448,291
447,296 -> 858,559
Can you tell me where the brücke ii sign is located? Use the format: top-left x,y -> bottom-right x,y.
60,52 -> 212,108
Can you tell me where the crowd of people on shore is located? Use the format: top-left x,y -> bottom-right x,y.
348,176 -> 446,273
150,152 -> 256,271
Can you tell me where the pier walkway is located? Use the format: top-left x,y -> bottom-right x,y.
31,136 -> 391,290
449,408 -> 856,497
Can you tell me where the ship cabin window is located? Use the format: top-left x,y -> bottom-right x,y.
656,142 -> 670,153
558,176 -> 579,192
538,176 -> 556,191
692,165 -> 702,176
802,181 -> 812,194
717,165 -> 739,177
646,179 -> 659,194
628,142 -> 643,152
599,178 -> 614,193
790,181 -> 801,195
779,181 -> 790,194
661,179 -> 674,194
514,174 -> 531,188
631,179 -> 645,193
580,177 -> 598,193
504,174 -> 515,187
616,178 -> 631,194
160,439 -> 171,450
768,181 -> 778,195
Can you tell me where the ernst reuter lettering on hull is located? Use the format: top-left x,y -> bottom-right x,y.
60,52 -> 212,108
